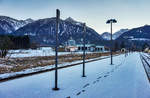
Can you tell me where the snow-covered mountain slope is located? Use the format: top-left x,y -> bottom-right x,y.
113,29 -> 129,39
101,32 -> 111,40
0,16 -> 34,34
101,29 -> 129,40
24,18 -> 34,24
115,25 -> 150,49
65,17 -> 83,26
117,25 -> 150,42
14,17 -> 103,46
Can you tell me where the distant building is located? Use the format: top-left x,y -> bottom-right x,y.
77,44 -> 106,52
77,44 -> 95,52
67,37 -> 76,46
65,37 -> 78,52
65,37 -> 109,52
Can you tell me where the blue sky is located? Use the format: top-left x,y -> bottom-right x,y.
0,0 -> 150,34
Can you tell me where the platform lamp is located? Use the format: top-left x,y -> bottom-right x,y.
82,23 -> 86,77
106,19 -> 117,65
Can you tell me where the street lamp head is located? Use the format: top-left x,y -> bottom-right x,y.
106,20 -> 111,24
112,19 -> 117,23
106,19 -> 117,24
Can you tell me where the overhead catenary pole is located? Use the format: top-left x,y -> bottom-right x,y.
82,23 -> 86,77
53,9 -> 60,91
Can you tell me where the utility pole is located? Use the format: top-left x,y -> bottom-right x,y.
53,9 -> 60,91
82,23 -> 86,77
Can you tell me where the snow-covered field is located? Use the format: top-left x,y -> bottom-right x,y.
0,52 -> 150,98
8,47 -> 66,58
7,47 -> 102,58
0,55 -> 109,80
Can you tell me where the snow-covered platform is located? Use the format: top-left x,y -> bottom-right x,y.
0,52 -> 150,98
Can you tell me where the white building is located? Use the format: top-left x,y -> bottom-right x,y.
65,37 -> 78,52
77,44 -> 105,52
65,37 -> 109,52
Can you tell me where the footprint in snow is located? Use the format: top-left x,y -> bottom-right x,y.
82,90 -> 85,92
96,79 -> 100,82
83,83 -> 90,88
106,72 -> 110,74
93,81 -> 97,84
76,92 -> 81,96
104,75 -> 109,77
97,76 -> 102,79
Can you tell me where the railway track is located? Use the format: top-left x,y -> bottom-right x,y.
140,53 -> 150,83
143,54 -> 150,60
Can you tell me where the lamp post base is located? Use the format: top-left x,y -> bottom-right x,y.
52,88 -> 59,91
82,75 -> 86,77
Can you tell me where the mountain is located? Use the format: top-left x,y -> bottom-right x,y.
0,16 -> 34,34
113,29 -> 129,39
117,25 -> 150,41
65,17 -> 83,26
14,17 -> 103,46
101,32 -> 111,40
24,18 -> 34,24
116,25 -> 150,49
101,29 -> 129,40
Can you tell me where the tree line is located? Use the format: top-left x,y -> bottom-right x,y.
0,35 -> 31,58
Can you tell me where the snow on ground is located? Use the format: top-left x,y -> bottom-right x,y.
129,38 -> 150,41
0,52 -> 150,98
0,55 -> 109,80
8,47 -> 62,58
7,47 -> 102,58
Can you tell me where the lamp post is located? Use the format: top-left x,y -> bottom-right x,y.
106,19 -> 117,65
53,9 -> 60,91
82,23 -> 86,77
